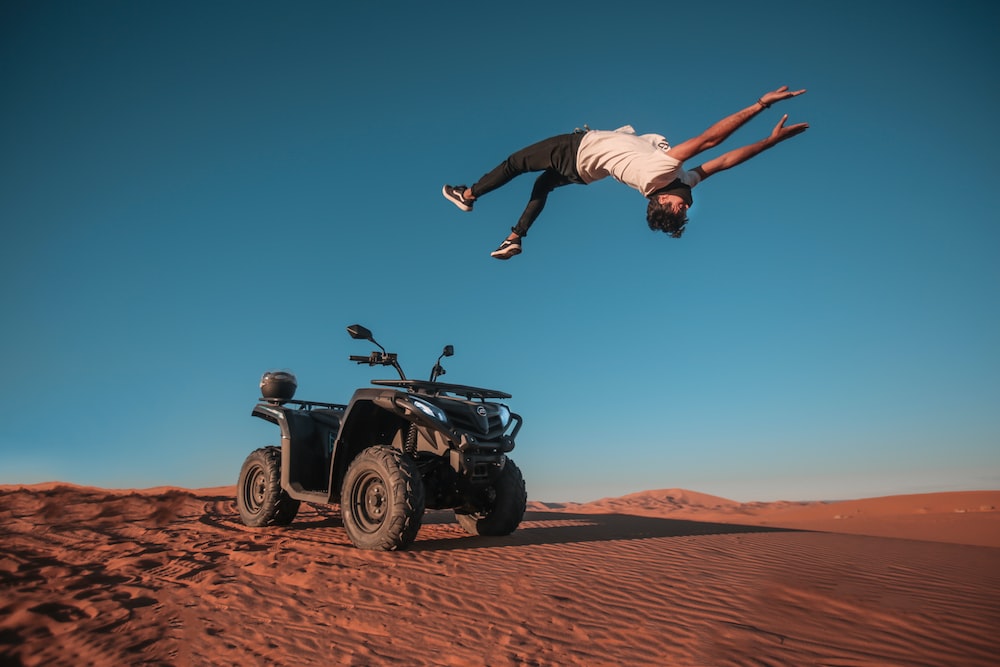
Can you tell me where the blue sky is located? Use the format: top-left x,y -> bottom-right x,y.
2,1 -> 997,502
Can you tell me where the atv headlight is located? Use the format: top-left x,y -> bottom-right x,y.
411,398 -> 448,423
497,405 -> 511,427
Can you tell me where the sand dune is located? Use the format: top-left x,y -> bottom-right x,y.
2,484 -> 998,666
553,488 -> 1000,548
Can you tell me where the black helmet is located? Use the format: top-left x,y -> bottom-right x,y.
260,370 -> 297,404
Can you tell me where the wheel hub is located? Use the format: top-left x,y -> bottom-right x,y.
354,473 -> 388,531
245,467 -> 266,511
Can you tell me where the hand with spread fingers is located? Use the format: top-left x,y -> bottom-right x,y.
758,85 -> 807,108
770,114 -> 810,144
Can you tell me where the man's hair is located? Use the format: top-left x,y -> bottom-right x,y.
646,198 -> 689,238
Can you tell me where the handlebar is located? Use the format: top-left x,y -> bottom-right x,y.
350,352 -> 398,367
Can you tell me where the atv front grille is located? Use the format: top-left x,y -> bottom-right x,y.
441,404 -> 506,439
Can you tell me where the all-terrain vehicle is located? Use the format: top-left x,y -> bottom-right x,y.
236,324 -> 527,551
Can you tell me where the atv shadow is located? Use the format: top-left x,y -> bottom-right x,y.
410,510 -> 798,552
284,511 -> 343,530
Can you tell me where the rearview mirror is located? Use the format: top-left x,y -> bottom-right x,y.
347,324 -> 373,341
442,345 -> 454,358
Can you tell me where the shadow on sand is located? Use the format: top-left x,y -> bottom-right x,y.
199,491 -> 799,551
409,510 -> 798,552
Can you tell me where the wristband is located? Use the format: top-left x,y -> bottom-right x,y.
756,98 -> 771,109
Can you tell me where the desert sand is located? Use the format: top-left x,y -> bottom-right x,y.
1,484 -> 998,666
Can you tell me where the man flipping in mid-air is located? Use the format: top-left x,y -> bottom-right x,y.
443,85 -> 808,259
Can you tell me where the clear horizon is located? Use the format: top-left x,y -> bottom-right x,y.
2,1 -> 998,504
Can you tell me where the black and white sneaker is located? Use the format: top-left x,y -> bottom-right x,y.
490,237 -> 522,260
442,185 -> 474,212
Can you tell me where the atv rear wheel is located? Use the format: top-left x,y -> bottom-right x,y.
236,447 -> 300,527
456,458 -> 526,536
341,446 -> 426,551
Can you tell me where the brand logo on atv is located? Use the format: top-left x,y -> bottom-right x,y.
476,406 -> 487,416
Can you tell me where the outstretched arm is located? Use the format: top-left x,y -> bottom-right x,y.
666,85 -> 805,163
691,114 -> 809,181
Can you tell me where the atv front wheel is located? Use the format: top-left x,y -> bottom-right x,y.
457,458 -> 527,536
341,446 -> 426,551
236,447 -> 300,527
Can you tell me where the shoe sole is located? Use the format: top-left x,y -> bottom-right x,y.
490,246 -> 521,260
442,185 -> 472,212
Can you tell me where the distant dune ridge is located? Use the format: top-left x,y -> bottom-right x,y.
2,484 -> 998,666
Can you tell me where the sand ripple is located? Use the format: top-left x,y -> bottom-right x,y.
1,485 -> 997,666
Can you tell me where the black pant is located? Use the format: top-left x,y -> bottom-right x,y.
470,133 -> 586,237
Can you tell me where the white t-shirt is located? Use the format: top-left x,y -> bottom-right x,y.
575,125 -> 702,196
